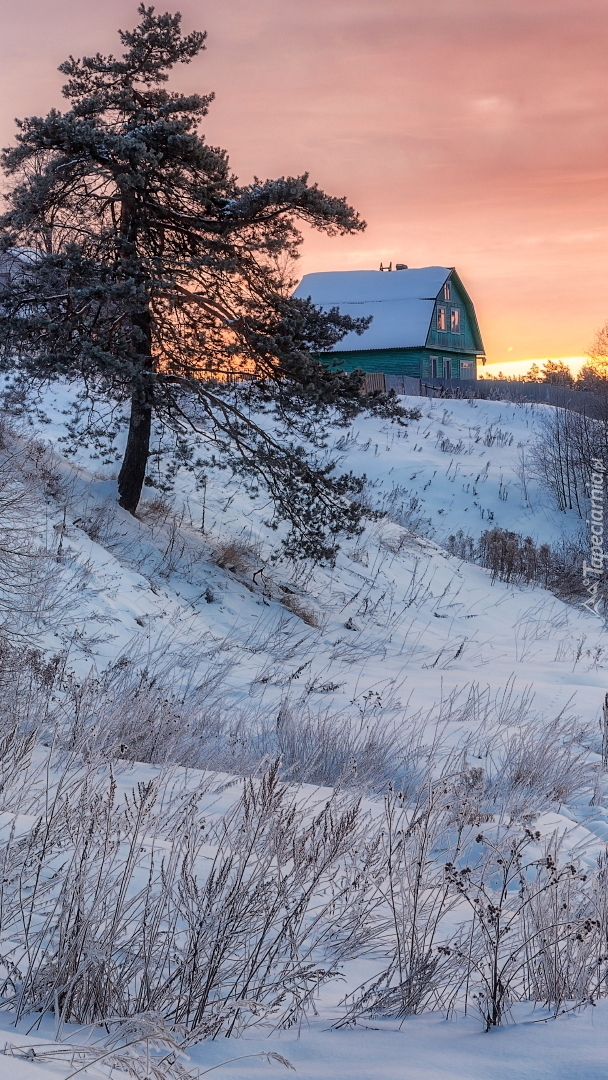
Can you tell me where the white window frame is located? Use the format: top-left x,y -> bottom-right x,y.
443,357 -> 452,379
436,306 -> 447,332
430,355 -> 439,378
450,307 -> 461,333
460,360 -> 474,380
443,281 -> 451,301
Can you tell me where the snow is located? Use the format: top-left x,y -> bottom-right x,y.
1,385 -> 608,1078
9,385 -> 607,841
145,1008 -> 608,1080
334,395 -> 578,548
1,1002 -> 607,1079
294,268 -> 450,304
6,389 -> 602,770
21,391 -> 598,724
303,297 -> 436,352
292,268 -> 450,351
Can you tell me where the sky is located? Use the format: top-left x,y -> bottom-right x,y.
0,0 -> 607,365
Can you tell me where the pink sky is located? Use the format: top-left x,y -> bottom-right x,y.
0,0 -> 607,362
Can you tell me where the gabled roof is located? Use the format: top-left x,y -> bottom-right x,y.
293,267 -> 481,353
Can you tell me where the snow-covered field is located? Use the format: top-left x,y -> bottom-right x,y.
0,388 -> 606,1079
2,1004 -> 608,1080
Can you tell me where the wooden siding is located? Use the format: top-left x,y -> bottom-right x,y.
425,276 -> 479,354
420,352 -> 478,379
317,348 -> 427,376
318,348 -> 478,379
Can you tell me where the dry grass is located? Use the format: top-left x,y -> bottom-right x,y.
446,526 -> 589,605
279,590 -> 320,627
0,644 -> 601,1042
137,494 -> 175,523
212,537 -> 260,573
0,415 -> 604,1042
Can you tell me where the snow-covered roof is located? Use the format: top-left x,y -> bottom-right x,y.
293,267 -> 451,352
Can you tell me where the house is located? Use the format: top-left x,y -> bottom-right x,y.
293,265 -> 485,380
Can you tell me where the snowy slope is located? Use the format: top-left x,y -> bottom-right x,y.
343,395 -> 579,547
0,387 -> 606,1079
7,384 -> 608,874
14,388 -> 603,726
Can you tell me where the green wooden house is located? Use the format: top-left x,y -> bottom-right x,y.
293,265 -> 485,379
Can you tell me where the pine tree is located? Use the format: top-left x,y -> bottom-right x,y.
522,362 -> 541,383
0,5 -> 416,562
540,359 -> 573,386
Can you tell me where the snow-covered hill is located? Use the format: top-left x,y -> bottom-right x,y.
16,388 -> 604,728
0,387 -> 607,1080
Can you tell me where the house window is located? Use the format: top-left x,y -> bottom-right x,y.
430,355 -> 439,378
436,306 -> 447,331
443,281 -> 451,301
460,360 -> 474,380
451,307 -> 461,333
443,357 -> 452,379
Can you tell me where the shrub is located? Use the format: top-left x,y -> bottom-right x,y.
0,645 -> 603,1038
447,527 -> 588,604
280,591 -> 320,626
212,538 -> 260,573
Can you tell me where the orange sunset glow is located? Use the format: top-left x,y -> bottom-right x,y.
0,0 -> 606,365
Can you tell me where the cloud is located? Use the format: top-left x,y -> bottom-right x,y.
0,0 -> 606,361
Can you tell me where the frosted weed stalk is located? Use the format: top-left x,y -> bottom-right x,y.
0,755 -> 382,1038
0,705 -> 600,1043
2,1016 -> 295,1079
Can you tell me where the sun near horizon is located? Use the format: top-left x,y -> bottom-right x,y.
482,356 -> 589,379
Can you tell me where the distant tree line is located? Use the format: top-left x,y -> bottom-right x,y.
481,325 -> 608,389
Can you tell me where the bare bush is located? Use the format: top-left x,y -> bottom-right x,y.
447,527 -> 588,604
52,647 -> 242,770
336,781 -> 463,1024
531,408 -> 586,514
271,704 -> 424,792
0,625 -> 602,1040
0,756 -> 381,1039
523,840 -> 608,1012
482,711 -> 594,812
447,827 -> 605,1029
279,591 -> 320,627
212,538 -> 260,574
13,642 -> 418,793
530,406 -> 608,515
0,676 -> 600,1041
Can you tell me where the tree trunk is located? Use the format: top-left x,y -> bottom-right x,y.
118,383 -> 152,513
117,288 -> 154,513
